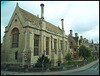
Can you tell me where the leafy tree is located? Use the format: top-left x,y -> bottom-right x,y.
65,53 -> 72,65
35,56 -> 51,68
79,45 -> 91,60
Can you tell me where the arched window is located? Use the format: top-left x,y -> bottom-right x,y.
11,28 -> 19,48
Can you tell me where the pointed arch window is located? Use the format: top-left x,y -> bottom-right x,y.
11,28 -> 19,48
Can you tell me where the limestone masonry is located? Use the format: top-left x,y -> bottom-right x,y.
1,3 -> 99,67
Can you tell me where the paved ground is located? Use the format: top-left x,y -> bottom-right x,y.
61,60 -> 99,75
1,59 -> 99,75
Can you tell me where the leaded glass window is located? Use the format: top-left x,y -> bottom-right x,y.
34,34 -> 39,56
11,28 -> 19,48
46,37 -> 49,55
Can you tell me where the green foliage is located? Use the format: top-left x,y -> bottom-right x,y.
65,61 -> 82,66
65,53 -> 72,65
79,45 -> 91,60
86,56 -> 93,61
35,56 -> 51,67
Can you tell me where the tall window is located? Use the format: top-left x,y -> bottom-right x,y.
11,28 -> 19,48
34,34 -> 39,56
54,39 -> 57,54
60,40 -> 63,53
46,37 -> 49,55
70,42 -> 73,48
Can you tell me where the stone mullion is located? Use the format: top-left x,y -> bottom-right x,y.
22,28 -> 28,67
62,38 -> 65,57
43,35 -> 46,55
40,31 -> 43,56
51,36 -> 55,65
58,38 -> 61,62
30,31 -> 34,65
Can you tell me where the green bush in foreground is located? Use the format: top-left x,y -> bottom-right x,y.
86,56 -> 93,61
79,45 -> 91,60
35,56 -> 51,68
65,53 -> 72,65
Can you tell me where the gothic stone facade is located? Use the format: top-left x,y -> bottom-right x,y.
68,30 -> 90,59
1,3 -> 70,66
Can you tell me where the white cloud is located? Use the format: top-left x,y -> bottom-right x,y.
1,1 -> 99,43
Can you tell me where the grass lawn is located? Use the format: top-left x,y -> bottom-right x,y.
86,57 -> 93,60
65,61 -> 82,66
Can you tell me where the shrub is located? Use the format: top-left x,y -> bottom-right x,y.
35,56 -> 51,68
79,45 -> 91,60
65,53 -> 72,65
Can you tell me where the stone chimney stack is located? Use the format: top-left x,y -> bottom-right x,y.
70,30 -> 72,36
75,33 -> 78,37
40,3 -> 44,19
80,36 -> 82,39
92,40 -> 93,44
61,19 -> 64,31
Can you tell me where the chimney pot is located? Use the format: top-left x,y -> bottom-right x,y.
75,33 -> 78,37
40,3 -> 44,19
80,36 -> 82,39
61,19 -> 64,21
61,19 -> 64,30
40,3 -> 44,6
70,30 -> 72,36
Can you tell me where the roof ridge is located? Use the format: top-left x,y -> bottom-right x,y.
18,6 -> 62,34
19,7 -> 60,28
19,7 -> 39,19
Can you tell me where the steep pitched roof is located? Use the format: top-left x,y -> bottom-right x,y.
19,7 -> 40,26
19,7 -> 62,34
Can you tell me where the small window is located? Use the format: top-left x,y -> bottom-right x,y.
15,19 -> 17,22
15,51 -> 18,60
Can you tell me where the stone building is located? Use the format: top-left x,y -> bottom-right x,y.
68,30 -> 80,59
89,40 -> 99,58
68,30 -> 91,60
1,3 -> 70,66
79,36 -> 89,48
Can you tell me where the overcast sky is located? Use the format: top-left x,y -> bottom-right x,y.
1,1 -> 99,43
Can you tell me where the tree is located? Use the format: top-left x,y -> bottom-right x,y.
65,53 -> 72,65
35,56 -> 51,68
79,45 -> 91,60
